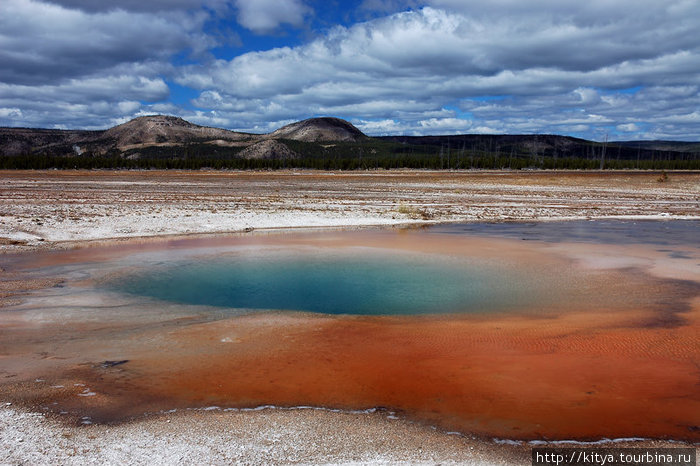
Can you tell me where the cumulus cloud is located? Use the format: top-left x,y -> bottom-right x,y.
180,4 -> 700,95
617,123 -> 639,132
0,0 -> 215,128
234,0 -> 311,33
2,0 -> 700,139
0,75 -> 169,103
457,84 -> 700,140
173,2 -> 700,138
355,116 -> 474,136
43,0 -> 230,13
0,72 -> 170,129
0,108 -> 23,119
0,0 -> 213,85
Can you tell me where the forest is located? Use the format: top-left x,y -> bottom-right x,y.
1,134 -> 699,170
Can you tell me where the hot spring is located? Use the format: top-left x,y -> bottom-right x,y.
106,251 -> 538,316
2,221 -> 699,441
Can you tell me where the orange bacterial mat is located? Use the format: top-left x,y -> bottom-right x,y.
1,225 -> 698,441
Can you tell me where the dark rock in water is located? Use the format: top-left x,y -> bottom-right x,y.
100,360 -> 129,368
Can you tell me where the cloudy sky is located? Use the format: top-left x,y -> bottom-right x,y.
1,0 -> 699,140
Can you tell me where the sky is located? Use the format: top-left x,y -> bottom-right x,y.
1,0 -> 699,140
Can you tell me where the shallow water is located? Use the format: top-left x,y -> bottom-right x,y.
107,250 -> 539,315
431,219 -> 700,246
1,221 -> 699,441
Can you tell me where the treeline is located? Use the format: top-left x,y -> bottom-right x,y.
380,134 -> 700,163
2,152 -> 699,170
2,136 -> 699,170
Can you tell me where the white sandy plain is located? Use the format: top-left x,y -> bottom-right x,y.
1,405 -> 528,466
1,170 -> 699,250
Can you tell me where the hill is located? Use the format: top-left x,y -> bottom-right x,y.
0,115 -> 367,159
103,115 -> 252,150
0,115 -> 258,158
378,133 -> 700,166
238,140 -> 298,160
267,117 -> 366,142
1,115 -> 698,170
612,140 -> 700,153
0,128 -> 101,157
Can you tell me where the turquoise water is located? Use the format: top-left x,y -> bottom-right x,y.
108,251 -> 531,315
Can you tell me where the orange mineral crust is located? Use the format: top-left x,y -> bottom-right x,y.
1,228 -> 698,442
76,301 -> 696,441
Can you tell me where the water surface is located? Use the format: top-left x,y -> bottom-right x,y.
108,251 -> 536,315
431,219 -> 700,246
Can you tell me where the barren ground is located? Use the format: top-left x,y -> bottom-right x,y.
1,170 -> 698,251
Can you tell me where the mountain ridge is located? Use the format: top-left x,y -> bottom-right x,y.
1,115 -> 698,170
0,115 -> 367,158
103,115 -> 253,149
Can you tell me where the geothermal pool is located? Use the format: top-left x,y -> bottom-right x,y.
1,221 -> 699,442
107,251 -> 541,316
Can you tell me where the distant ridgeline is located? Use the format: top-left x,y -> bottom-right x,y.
1,115 -> 699,170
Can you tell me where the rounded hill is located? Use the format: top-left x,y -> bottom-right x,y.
267,117 -> 366,142
103,115 -> 249,149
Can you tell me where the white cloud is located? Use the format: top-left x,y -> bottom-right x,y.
2,0 -> 700,140
0,72 -> 171,128
0,0 -> 213,129
44,0 -> 230,12
173,3 -> 700,138
234,0 -> 311,33
0,75 -> 169,103
617,123 -> 639,132
355,116 -> 473,136
0,0 -> 213,85
0,108 -> 23,119
354,119 -> 407,135
417,117 -> 473,132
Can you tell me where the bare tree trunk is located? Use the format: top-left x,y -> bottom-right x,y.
600,134 -> 608,170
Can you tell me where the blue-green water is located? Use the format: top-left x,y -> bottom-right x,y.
108,252 -> 531,315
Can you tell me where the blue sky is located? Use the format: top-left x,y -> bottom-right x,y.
1,0 -> 699,140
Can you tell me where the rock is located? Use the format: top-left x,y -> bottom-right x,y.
100,360 -> 129,368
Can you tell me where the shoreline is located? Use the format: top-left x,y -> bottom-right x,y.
5,213 -> 700,255
3,404 -> 695,466
0,403 -> 529,465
